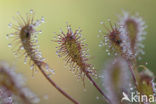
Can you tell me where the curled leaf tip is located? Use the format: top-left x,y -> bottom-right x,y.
8,10 -> 54,76
100,11 -> 147,61
119,11 -> 147,60
99,20 -> 134,60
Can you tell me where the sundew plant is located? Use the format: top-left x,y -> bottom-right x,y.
0,0 -> 156,104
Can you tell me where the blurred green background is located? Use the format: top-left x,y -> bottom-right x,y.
0,0 -> 156,104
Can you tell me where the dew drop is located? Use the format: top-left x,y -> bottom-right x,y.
8,23 -> 12,28
30,64 -> 34,70
60,28 -> 63,33
98,30 -> 102,33
96,96 -> 99,100
130,87 -> 133,91
99,44 -> 102,47
4,96 -> 13,103
13,51 -> 18,57
18,26 -> 22,30
50,69 -> 55,74
16,11 -> 20,15
24,56 -> 27,64
38,30 -> 42,34
107,52 -> 110,56
100,21 -> 104,24
9,33 -> 14,37
20,46 -> 24,50
30,9 -> 33,14
45,64 -> 49,71
6,34 -> 9,39
106,49 -> 109,52
8,43 -> 12,48
7,97 -> 13,103
98,75 -> 104,78
41,58 -> 46,61
56,51 -> 59,55
34,20 -> 41,27
35,40 -> 38,43
41,17 -> 45,23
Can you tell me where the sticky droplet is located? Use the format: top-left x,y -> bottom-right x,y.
96,96 -> 99,100
30,64 -> 34,70
30,9 -> 33,14
41,17 -> 45,23
98,30 -> 102,33
8,23 -> 12,28
6,34 -> 9,39
8,43 -> 12,48
20,46 -> 24,50
100,21 -> 104,24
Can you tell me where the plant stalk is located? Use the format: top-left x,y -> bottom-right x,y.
86,72 -> 111,104
127,60 -> 138,87
37,64 -> 79,104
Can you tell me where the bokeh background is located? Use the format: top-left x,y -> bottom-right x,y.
0,0 -> 156,104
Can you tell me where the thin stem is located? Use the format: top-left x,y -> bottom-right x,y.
127,60 -> 138,87
37,64 -> 79,104
86,72 -> 111,104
